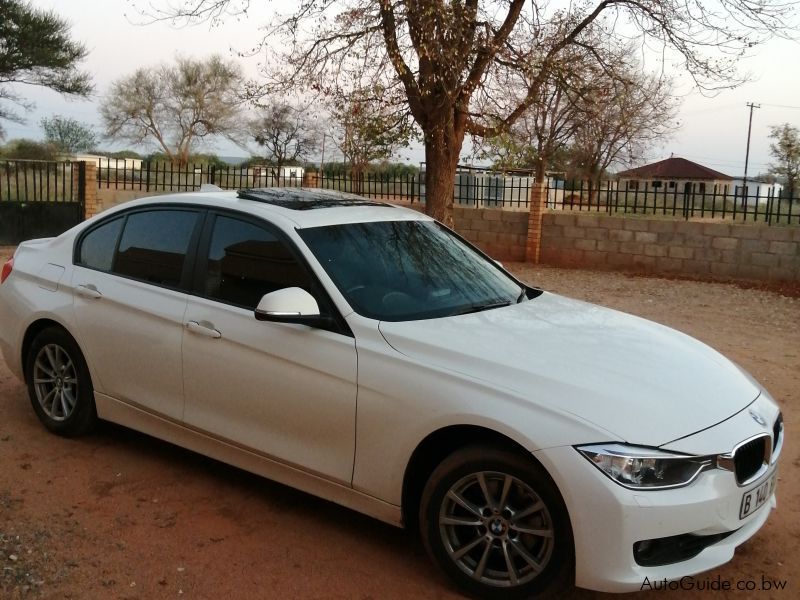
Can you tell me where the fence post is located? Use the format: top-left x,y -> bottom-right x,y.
525,181 -> 547,263
209,164 -> 216,186
145,161 -> 151,192
72,161 -> 98,220
302,171 -> 320,187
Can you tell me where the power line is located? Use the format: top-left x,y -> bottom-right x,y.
760,103 -> 800,110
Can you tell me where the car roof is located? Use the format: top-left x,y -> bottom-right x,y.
100,188 -> 432,229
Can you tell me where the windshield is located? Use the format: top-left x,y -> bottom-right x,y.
299,220 -> 526,321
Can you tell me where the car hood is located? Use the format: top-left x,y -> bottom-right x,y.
378,292 -> 759,446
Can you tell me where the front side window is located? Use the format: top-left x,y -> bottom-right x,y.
204,215 -> 312,309
113,210 -> 199,287
299,220 -> 525,322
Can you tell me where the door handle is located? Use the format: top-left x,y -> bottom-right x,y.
185,320 -> 222,339
75,284 -> 103,300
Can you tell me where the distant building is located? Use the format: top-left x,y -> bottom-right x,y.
72,153 -> 143,171
251,164 -> 304,181
615,157 -> 733,197
729,178 -> 784,202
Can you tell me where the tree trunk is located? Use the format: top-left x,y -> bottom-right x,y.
587,167 -> 601,206
423,125 -> 464,227
526,177 -> 547,264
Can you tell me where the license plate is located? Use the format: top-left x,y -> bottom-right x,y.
739,472 -> 777,520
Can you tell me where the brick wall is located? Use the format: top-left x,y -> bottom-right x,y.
72,161 -> 100,218
453,207 -> 529,261
540,213 -> 800,281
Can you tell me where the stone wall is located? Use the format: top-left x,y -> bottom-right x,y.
540,212 -> 800,281
82,167 -> 800,281
453,207 -> 529,261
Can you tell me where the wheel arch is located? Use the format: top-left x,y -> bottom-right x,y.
21,318 -> 74,378
401,424 -> 545,531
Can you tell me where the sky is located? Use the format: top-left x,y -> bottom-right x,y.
4,0 -> 800,177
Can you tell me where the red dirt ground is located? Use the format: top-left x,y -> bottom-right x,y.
0,245 -> 797,599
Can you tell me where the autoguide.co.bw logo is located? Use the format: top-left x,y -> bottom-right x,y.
641,574 -> 788,592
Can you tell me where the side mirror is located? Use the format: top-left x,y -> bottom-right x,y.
254,287 -> 330,326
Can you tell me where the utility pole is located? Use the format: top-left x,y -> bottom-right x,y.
320,132 -> 326,181
742,102 -> 761,199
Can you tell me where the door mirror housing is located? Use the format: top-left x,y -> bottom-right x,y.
255,287 -> 329,326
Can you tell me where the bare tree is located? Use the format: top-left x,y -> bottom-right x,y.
768,123 -> 800,198
567,68 -> 678,196
154,1 -> 795,224
475,47 -> 601,180
100,55 -> 244,165
251,102 -> 319,177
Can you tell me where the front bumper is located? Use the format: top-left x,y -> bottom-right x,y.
535,396 -> 781,593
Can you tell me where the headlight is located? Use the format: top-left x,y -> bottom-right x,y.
577,443 -> 712,490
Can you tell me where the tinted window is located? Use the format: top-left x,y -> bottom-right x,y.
205,215 -> 312,309
114,210 -> 199,287
79,217 -> 123,271
300,220 -> 525,321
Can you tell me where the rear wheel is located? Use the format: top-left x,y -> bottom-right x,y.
25,326 -> 97,436
420,445 -> 573,599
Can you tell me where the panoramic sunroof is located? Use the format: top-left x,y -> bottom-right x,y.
237,188 -> 392,210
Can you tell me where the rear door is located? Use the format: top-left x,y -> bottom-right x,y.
71,207 -> 203,420
181,212 -> 358,484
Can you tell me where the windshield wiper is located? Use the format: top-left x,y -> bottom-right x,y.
516,287 -> 527,303
449,300 -> 512,316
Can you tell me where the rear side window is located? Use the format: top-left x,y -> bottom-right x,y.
79,217 -> 123,271
114,210 -> 199,287
204,215 -> 312,309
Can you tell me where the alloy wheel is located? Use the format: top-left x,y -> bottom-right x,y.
438,470 -> 555,587
32,343 -> 79,422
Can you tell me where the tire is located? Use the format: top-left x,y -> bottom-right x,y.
419,445 -> 574,599
25,326 -> 97,437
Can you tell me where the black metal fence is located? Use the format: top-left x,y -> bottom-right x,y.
0,159 -> 78,203
95,159 -> 799,225
543,180 -> 798,225
0,160 -> 84,244
96,159 -> 304,191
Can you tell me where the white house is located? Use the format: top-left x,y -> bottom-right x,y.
72,153 -> 143,171
729,179 -> 784,204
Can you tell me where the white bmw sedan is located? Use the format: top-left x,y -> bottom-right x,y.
0,188 -> 782,598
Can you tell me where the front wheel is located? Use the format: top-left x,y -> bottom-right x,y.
420,445 -> 573,599
25,326 -> 97,437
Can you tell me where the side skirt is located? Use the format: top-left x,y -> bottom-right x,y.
95,392 -> 403,527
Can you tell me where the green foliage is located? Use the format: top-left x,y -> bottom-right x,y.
768,123 -> 800,197
105,149 -> 144,160
40,115 -> 97,153
143,151 -> 230,168
0,138 -> 60,160
319,160 -> 418,177
0,0 -> 92,137
328,83 -> 418,173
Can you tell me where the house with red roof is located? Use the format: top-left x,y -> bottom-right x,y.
615,157 -> 734,198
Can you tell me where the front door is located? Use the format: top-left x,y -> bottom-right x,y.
181,213 -> 357,484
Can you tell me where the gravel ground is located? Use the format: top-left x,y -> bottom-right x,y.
0,247 -> 797,599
